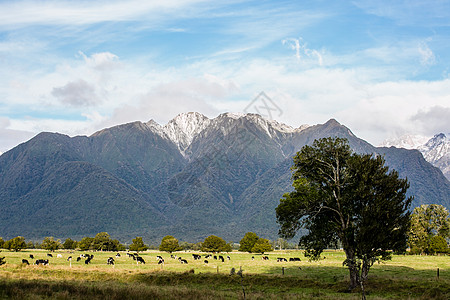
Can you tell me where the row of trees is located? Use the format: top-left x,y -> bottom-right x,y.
0,233 -> 277,254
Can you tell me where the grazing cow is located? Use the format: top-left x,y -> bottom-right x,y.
22,259 -> 30,265
227,256 -> 231,260
116,253 -> 121,258
156,255 -> 163,261
204,260 -> 209,264
85,255 -> 93,264
277,258 -> 287,262
213,256 -> 217,260
205,254 -> 211,259
219,256 -> 225,262
251,256 -> 254,260
136,256 -> 145,264
36,259 -> 49,265
180,259 -> 188,264
0,257 -> 5,265
107,257 -> 115,265
76,257 -> 81,262
67,256 -> 72,261
29,254 -> 34,259
262,256 -> 269,260
192,254 -> 201,260
158,258 -> 164,265
47,253 -> 53,257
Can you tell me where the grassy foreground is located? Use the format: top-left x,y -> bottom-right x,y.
0,249 -> 448,299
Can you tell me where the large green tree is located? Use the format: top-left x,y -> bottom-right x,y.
159,235 -> 182,253
78,237 -> 94,251
201,235 -> 228,253
4,236 -> 27,252
251,238 -> 273,254
41,237 -> 61,251
409,204 -> 450,254
63,238 -> 77,250
276,137 -> 412,292
239,232 -> 259,252
129,237 -> 148,252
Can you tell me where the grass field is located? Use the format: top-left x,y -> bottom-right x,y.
0,249 -> 448,299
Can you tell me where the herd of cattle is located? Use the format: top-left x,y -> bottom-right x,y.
2,252 -> 301,266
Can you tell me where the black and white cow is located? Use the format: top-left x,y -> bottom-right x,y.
36,259 -> 49,265
136,256 -> 145,264
107,257 -> 115,265
22,259 -> 30,265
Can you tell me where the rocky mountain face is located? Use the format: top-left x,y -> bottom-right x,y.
381,133 -> 450,180
1,113 -> 449,243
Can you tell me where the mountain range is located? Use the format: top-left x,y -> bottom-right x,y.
0,112 -> 449,243
381,133 -> 449,180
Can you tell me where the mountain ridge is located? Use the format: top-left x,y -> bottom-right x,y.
0,113 -> 448,243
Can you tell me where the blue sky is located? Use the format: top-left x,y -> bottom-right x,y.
0,0 -> 449,152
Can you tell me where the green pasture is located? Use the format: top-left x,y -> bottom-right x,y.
0,249 -> 448,299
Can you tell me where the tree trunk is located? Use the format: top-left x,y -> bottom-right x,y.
344,249 -> 359,290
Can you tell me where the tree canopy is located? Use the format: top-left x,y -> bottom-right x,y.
251,238 -> 273,254
62,238 -> 77,250
159,235 -> 182,253
276,137 -> 412,292
41,237 -> 61,251
409,204 -> 450,255
129,237 -> 149,252
239,232 -> 259,252
201,235 -> 228,253
4,236 -> 27,251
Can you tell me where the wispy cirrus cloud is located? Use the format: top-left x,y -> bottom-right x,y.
0,0 -> 212,27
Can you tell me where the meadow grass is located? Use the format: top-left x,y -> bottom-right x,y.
0,249 -> 448,299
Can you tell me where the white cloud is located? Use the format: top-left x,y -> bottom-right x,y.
282,37 -> 323,66
0,0 -> 211,28
418,40 -> 436,66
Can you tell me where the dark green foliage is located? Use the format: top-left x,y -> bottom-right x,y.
63,238 -> 77,250
78,237 -> 94,251
429,236 -> 449,254
129,237 -> 148,252
239,232 -> 259,252
4,236 -> 27,251
201,235 -> 228,252
251,238 -> 273,254
41,237 -> 61,251
276,137 -> 412,291
159,236 -> 182,253
0,237 -> 4,248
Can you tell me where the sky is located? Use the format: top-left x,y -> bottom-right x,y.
0,0 -> 449,152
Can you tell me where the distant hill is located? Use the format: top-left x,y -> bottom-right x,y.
0,112 -> 448,243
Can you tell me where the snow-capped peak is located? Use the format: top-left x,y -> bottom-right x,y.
380,133 -> 449,180
162,112 -> 211,154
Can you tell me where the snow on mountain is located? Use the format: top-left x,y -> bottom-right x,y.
380,134 -> 429,149
151,112 -> 309,155
381,133 -> 450,180
419,133 -> 450,180
161,112 -> 211,155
